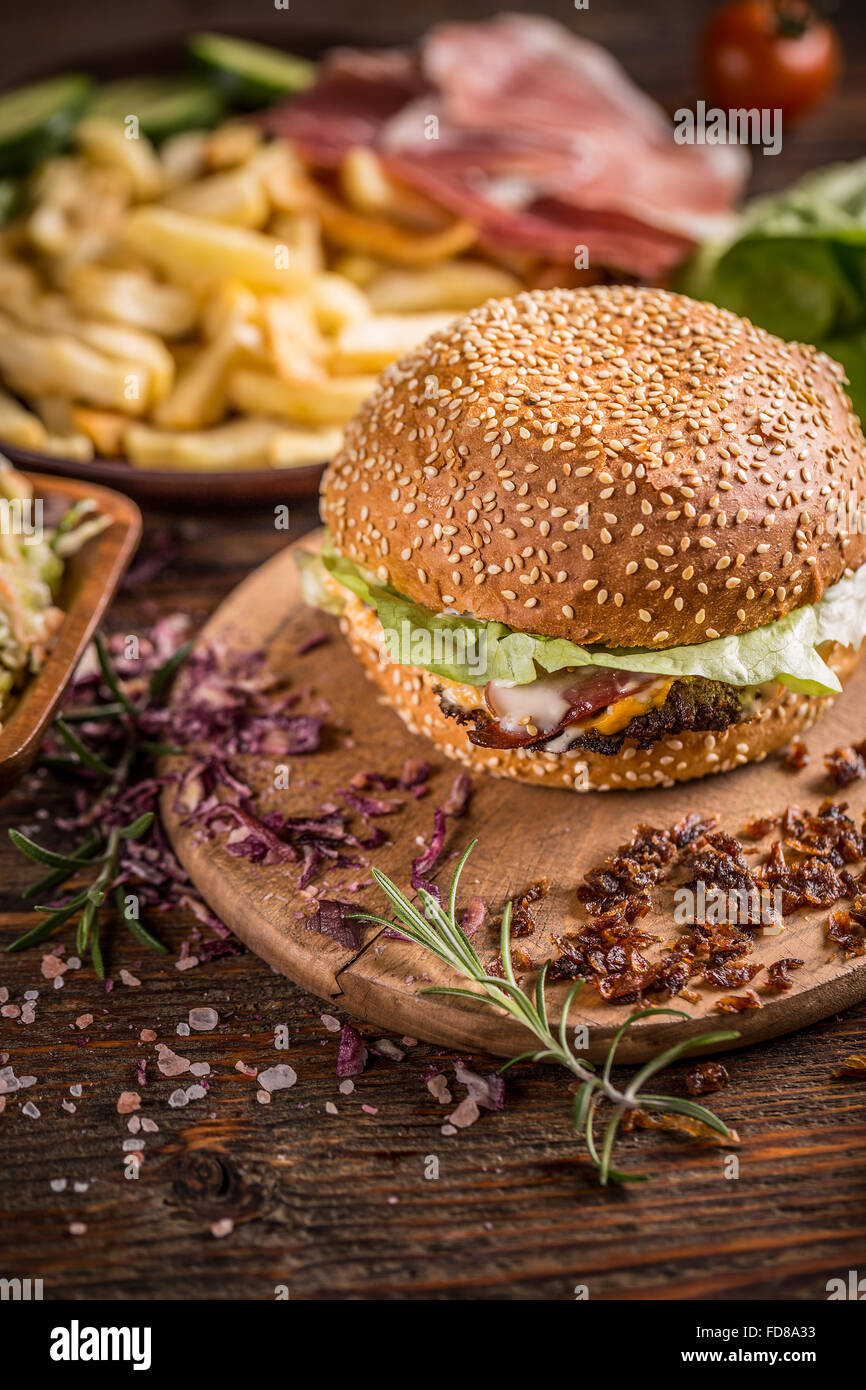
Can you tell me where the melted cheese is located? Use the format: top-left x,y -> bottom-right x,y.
589,680 -> 673,733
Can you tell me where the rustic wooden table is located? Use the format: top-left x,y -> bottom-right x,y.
2,0 -> 866,1304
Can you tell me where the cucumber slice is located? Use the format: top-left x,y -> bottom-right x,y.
0,74 -> 93,176
189,32 -> 316,107
89,75 -> 224,140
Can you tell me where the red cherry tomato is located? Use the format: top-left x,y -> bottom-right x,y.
701,0 -> 840,122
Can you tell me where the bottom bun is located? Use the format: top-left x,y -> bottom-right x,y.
341,615 -> 864,791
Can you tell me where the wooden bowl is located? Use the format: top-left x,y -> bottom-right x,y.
0,472 -> 141,797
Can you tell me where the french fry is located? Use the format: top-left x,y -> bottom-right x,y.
0,386 -> 47,450
124,418 -> 284,471
205,121 -> 263,170
366,260 -> 520,313
70,406 -> 129,457
307,272 -> 370,333
69,264 -> 198,338
69,320 -> 175,405
39,431 -> 95,461
163,165 -> 269,229
331,254 -> 384,289
28,393 -> 76,434
338,147 -> 453,230
76,117 -> 164,201
153,320 -> 254,429
121,206 -> 307,292
228,368 -> 377,426
330,311 -> 455,373
262,297 -> 328,387
267,213 -> 323,275
160,130 -> 208,190
307,186 -> 478,265
0,313 -> 151,415
268,425 -> 344,468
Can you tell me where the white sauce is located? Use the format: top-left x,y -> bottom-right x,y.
486,674 -> 574,734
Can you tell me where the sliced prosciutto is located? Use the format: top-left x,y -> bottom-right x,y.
265,14 -> 747,279
460,668 -> 664,750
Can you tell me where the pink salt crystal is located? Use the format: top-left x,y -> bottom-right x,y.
0,1097 -> 5,1114
189,1062 -> 210,1077
75,1014 -> 93,1030
257,1064 -> 297,1093
338,1079 -> 354,1095
61,1101 -> 75,1113
188,1007 -> 218,1032
325,1102 -> 338,1115
256,1089 -> 271,1104
127,1115 -> 142,1134
427,1074 -> 452,1105
40,955 -> 67,980
155,1045 -> 190,1077
361,1104 -> 378,1116
235,1061 -> 257,1078
441,1124 -> 457,1136
1,1005 -> 20,1018
176,956 -> 198,971
140,1029 -> 156,1042
211,1218 -> 234,1238
140,1117 -> 159,1133
119,969 -> 141,987
321,1014 -> 341,1032
69,1084 -> 82,1097
447,1097 -> 480,1129
69,1222 -> 87,1236
117,1091 -> 140,1114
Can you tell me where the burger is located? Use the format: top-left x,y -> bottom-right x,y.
301,285 -> 866,791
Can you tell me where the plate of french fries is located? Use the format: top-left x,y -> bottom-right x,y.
0,35 -> 534,504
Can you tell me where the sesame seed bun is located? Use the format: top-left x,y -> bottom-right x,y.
343,613 -> 864,790
321,285 -> 866,649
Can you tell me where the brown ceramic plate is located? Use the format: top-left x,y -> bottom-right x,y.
0,443 -> 327,512
0,473 -> 141,797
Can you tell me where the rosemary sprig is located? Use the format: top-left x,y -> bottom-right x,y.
6,634 -> 188,974
359,841 -> 739,1185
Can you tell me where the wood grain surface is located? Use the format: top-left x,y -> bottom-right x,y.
1,0 -> 865,1302
161,531 -> 866,1061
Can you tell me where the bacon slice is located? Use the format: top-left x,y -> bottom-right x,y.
265,15 -> 746,279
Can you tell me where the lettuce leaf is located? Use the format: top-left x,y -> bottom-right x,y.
299,544 -> 866,697
678,158 -> 866,421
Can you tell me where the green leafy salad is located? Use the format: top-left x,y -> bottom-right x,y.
300,538 -> 866,699
0,459 -> 107,727
680,159 -> 866,424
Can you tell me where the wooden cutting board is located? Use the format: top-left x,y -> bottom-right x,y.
161,530 -> 866,1061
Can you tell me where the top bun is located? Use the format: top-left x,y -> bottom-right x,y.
320,285 -> 866,649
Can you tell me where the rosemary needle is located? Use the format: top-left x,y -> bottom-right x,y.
7,632 -> 188,973
357,841 -> 740,1186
